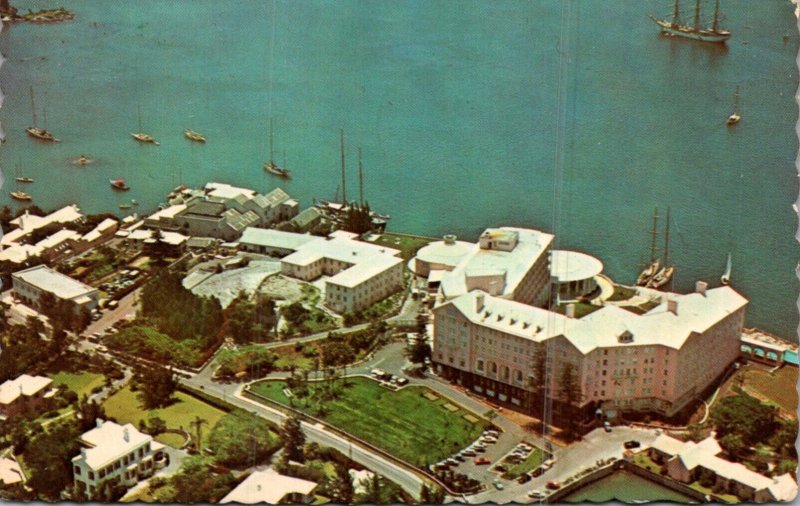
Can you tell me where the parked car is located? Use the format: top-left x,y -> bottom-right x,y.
493,480 -> 505,490
482,436 -> 497,444
484,429 -> 499,437
546,480 -> 562,490
603,421 -> 612,432
472,446 -> 486,453
446,458 -> 459,466
454,454 -> 465,462
396,377 -> 409,386
518,474 -> 532,484
461,449 -> 476,457
624,440 -> 641,449
474,457 -> 491,465
528,490 -> 546,499
531,467 -> 545,478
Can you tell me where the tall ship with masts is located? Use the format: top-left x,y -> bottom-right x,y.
263,118 -> 291,178
650,0 -> 731,43
636,208 -> 661,286
25,86 -> 59,142
648,207 -> 675,290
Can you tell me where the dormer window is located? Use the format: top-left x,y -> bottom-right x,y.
496,314 -> 503,322
509,318 -> 516,325
618,330 -> 634,343
522,322 -> 530,329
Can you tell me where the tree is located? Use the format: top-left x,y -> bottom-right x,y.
190,416 -> 208,454
280,414 -> 306,465
145,416 -> 168,436
531,346 -> 547,391
558,362 -> 581,437
170,456 -> 236,503
406,333 -> 432,367
207,413 -> 281,468
76,396 -> 106,432
329,462 -> 354,504
711,393 -> 780,446
719,433 -> 746,461
23,420 -> 80,500
134,364 -> 177,409
770,419 -> 798,458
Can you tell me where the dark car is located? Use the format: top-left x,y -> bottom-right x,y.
518,474 -> 532,484
531,467 -> 545,478
624,440 -> 641,449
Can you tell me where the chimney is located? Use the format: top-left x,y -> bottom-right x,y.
443,234 -> 456,245
695,280 -> 708,296
475,293 -> 485,312
257,485 -> 262,492
81,448 -> 87,459
123,427 -> 130,442
96,418 -> 104,429
667,299 -> 678,315
566,303 -> 576,319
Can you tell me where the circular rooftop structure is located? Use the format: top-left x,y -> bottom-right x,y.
550,249 -> 604,301
413,235 -> 475,277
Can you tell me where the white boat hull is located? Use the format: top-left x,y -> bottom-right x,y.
652,18 -> 731,43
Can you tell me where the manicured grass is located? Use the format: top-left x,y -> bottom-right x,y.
607,285 -> 636,302
249,377 -> 486,466
155,432 -> 187,448
272,343 -> 319,371
502,447 -> 546,479
743,366 -> 798,415
371,233 -> 435,260
50,371 -> 106,398
631,451 -> 662,474
688,481 -> 740,503
103,386 -> 226,446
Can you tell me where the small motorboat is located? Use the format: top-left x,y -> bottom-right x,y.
11,191 -> 32,201
73,154 -> 93,166
15,177 -> 34,183
131,199 -> 139,206
184,129 -> 206,143
131,132 -> 160,145
119,203 -> 132,210
110,179 -> 130,191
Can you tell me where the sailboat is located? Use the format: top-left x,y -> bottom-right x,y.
11,165 -> 32,201
636,208 -> 661,286
26,86 -> 60,142
131,105 -> 160,145
721,253 -> 732,285
649,207 -> 675,290
727,86 -> 741,125
263,118 -> 291,178
184,129 -> 206,143
650,0 -> 731,43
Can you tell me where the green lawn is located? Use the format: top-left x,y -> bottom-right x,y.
689,481 -> 740,503
607,285 -> 636,302
103,386 -> 226,446
631,451 -> 662,473
553,302 -> 602,319
249,377 -> 486,465
50,371 -> 106,398
743,366 -> 798,416
502,447 -> 546,479
272,343 -> 319,371
371,233 -> 435,260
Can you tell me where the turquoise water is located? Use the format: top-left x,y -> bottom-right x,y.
563,470 -> 695,503
0,1 -> 798,338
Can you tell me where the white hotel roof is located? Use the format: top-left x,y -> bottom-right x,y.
239,227 -> 317,251
440,227 -> 553,299
221,469 -> 317,504
0,375 -> 53,404
82,218 -> 117,243
205,182 -> 257,201
13,265 -> 96,301
442,285 -> 747,354
146,204 -> 187,222
3,205 -> 83,246
550,249 -> 604,282
74,420 -> 154,470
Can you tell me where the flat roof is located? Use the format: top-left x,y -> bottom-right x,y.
550,249 -> 604,283
82,218 -> 117,242
205,182 -> 258,201
182,201 -> 227,218
440,227 -> 553,299
0,458 -> 23,485
239,228 -> 317,251
146,204 -> 187,222
415,239 -> 477,268
221,469 -> 317,504
3,205 -> 83,247
12,265 -> 96,301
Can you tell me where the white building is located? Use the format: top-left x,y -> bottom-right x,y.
0,374 -> 53,416
12,265 -> 99,313
72,420 -> 166,500
236,228 -> 404,313
549,249 -> 604,301
1,205 -> 83,248
429,227 -> 553,308
220,469 -> 317,504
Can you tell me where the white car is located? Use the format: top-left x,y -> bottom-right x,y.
528,490 -> 546,499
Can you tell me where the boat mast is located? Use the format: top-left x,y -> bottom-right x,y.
693,0 -> 701,30
29,86 -> 37,127
358,147 -> 364,207
649,207 -> 659,263
663,206 -> 671,268
340,129 -> 347,205
712,0 -> 720,31
138,104 -> 143,132
733,86 -> 740,114
269,117 -> 275,165
672,0 -> 681,26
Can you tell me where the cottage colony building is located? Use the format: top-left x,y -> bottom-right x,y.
432,282 -> 747,421
72,420 -> 166,500
0,374 -> 53,417
12,265 -> 100,313
648,434 -> 797,502
238,228 -> 403,313
220,469 -> 318,504
145,183 -> 299,241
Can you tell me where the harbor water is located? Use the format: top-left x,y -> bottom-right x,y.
0,0 -> 797,338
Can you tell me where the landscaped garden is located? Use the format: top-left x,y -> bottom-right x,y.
501,447 -> 547,479
370,233 -> 435,260
739,366 -> 798,416
248,377 -> 487,466
50,371 -> 106,398
102,386 -> 226,447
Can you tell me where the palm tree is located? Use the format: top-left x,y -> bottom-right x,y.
190,416 -> 208,454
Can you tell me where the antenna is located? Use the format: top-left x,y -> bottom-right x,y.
358,148 -> 364,207
340,129 -> 347,204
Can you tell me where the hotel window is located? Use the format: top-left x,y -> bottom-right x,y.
74,466 -> 81,475
88,471 -> 95,480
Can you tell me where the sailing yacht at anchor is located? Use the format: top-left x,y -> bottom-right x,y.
650,0 -> 731,43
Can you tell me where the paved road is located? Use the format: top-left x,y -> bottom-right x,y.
463,426 -> 660,504
180,377 -> 426,500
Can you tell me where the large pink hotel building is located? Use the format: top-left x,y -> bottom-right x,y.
431,232 -> 748,424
